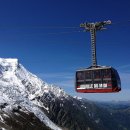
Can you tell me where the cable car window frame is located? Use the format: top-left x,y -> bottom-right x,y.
93,69 -> 101,79
85,70 -> 92,79
76,71 -> 85,81
102,69 -> 111,78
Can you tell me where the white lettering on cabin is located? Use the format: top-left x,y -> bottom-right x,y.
103,83 -> 107,88
99,84 -> 102,88
94,84 -> 98,88
79,83 -> 108,89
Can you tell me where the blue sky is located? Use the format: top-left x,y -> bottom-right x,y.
0,0 -> 130,101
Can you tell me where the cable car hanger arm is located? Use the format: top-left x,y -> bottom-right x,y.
80,20 -> 111,67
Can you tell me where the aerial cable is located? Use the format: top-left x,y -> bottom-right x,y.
0,25 -> 80,29
33,26 -> 80,29
111,20 -> 130,25
46,30 -> 83,35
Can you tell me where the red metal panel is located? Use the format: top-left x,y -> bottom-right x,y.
76,87 -> 121,93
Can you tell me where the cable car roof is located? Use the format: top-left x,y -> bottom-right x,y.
76,65 -> 113,71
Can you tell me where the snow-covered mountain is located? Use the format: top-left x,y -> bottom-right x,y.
0,58 -> 68,130
0,58 -> 130,130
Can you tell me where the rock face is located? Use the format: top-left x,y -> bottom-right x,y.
0,58 -> 129,130
0,106 -> 51,130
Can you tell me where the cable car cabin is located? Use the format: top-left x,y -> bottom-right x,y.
76,66 -> 121,93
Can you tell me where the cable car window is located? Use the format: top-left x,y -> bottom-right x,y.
76,71 -> 85,81
112,80 -> 117,87
94,70 -> 101,78
102,69 -> 111,78
111,69 -> 120,81
85,71 -> 92,79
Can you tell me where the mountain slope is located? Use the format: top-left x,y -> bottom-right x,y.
0,105 -> 51,130
0,58 -> 62,130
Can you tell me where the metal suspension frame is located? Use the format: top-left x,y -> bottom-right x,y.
80,20 -> 111,67
90,27 -> 97,67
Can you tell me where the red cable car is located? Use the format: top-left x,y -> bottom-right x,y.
75,20 -> 121,93
76,66 -> 121,93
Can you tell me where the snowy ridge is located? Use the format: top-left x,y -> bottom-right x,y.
0,58 -> 67,130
